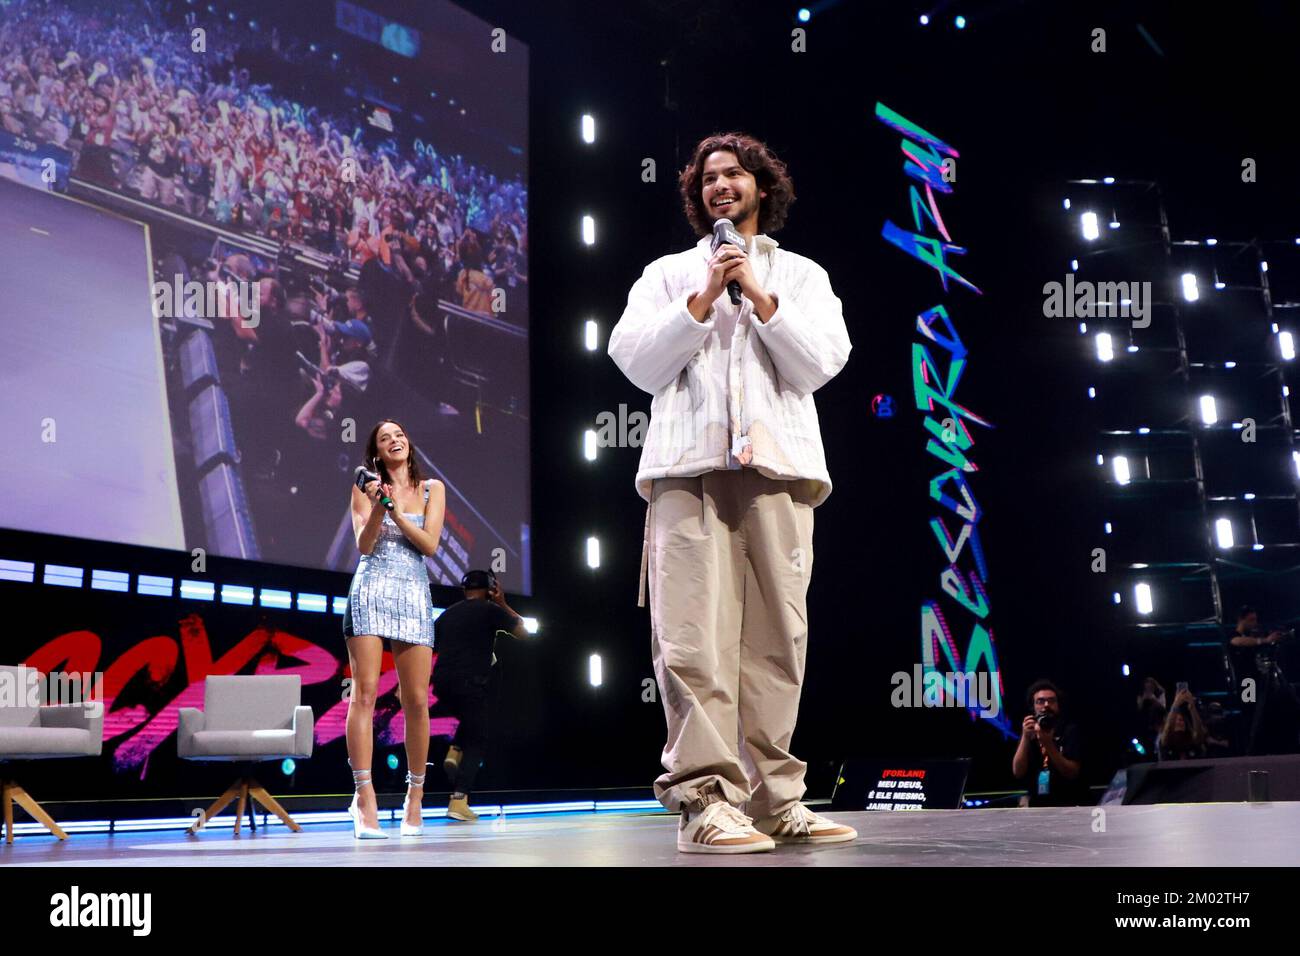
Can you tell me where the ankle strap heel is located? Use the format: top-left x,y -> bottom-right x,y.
401,771 -> 426,836
347,768 -> 387,840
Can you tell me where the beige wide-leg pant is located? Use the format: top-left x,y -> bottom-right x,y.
638,468 -> 818,819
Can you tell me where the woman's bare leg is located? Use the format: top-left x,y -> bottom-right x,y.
392,641 -> 433,826
345,634 -> 385,828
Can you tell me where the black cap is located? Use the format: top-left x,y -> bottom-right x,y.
461,569 -> 496,591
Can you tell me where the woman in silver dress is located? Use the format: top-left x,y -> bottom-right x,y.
344,419 -> 445,838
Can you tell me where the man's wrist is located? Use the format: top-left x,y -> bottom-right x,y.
687,291 -> 712,323
753,291 -> 778,323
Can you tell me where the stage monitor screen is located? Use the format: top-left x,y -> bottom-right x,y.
0,0 -> 532,592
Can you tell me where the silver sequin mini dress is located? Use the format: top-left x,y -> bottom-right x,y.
343,483 -> 435,646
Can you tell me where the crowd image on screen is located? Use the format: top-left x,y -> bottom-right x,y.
0,0 -> 527,320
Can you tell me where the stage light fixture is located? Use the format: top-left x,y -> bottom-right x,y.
43,564 -> 83,588
584,319 -> 599,350
583,429 -> 598,461
1081,211 -> 1100,241
589,654 -> 603,686
1071,259 -> 1079,271
1206,238 -> 1217,246
1088,387 -> 1096,398
1079,323 -> 1087,333
180,579 -> 215,601
919,14 -> 930,25
1134,582 -> 1154,614
586,536 -> 601,568
1063,198 -> 1071,210
297,593 -> 328,613
582,215 -> 596,245
1215,518 -> 1234,549
581,113 -> 596,143
221,584 -> 255,606
90,569 -> 129,592
797,7 -> 811,22
1199,395 -> 1218,425
1095,331 -> 1114,362
1112,455 -> 1131,484
954,15 -> 966,29
1279,331 -> 1295,361
1103,177 -> 1116,185
1181,273 -> 1199,302
1122,663 -> 1131,676
260,589 -> 292,609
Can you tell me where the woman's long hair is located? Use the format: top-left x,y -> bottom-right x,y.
363,419 -> 425,490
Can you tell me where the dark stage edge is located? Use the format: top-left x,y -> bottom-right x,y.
2,802 -> 1297,866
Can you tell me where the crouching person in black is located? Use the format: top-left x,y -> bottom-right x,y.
433,569 -> 530,821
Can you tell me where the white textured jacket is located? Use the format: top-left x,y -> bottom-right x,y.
609,233 -> 851,508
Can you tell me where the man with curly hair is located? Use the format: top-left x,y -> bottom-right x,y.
609,132 -> 855,853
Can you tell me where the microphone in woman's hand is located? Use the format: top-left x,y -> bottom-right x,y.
354,466 -> 393,510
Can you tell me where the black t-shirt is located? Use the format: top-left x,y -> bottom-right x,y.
1017,720 -> 1086,806
433,598 -> 518,681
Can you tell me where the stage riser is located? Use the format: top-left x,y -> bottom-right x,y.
1120,755 -> 1300,804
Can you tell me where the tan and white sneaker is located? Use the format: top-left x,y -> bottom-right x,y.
678,801 -> 776,854
752,803 -> 857,845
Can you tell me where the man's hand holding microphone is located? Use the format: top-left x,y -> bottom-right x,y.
687,219 -> 778,323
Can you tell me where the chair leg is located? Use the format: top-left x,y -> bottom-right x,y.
2,779 -> 13,845
190,779 -> 244,834
233,780 -> 250,836
4,780 -> 69,841
248,780 -> 302,832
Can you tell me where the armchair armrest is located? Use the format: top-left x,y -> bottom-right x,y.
177,707 -> 205,757
291,705 -> 314,758
39,703 -> 104,755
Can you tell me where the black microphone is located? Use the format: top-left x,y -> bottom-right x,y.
354,466 -> 394,511
711,217 -> 745,305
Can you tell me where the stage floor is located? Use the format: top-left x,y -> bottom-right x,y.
2,801 -> 1297,866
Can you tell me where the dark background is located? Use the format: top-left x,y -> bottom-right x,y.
5,0 -> 1299,805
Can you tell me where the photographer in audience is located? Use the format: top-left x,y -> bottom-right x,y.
1012,679 -> 1086,806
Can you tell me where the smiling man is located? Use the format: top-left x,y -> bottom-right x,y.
608,132 -> 855,853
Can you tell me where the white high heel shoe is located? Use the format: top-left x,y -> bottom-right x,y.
400,771 -> 425,836
348,769 -> 388,840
